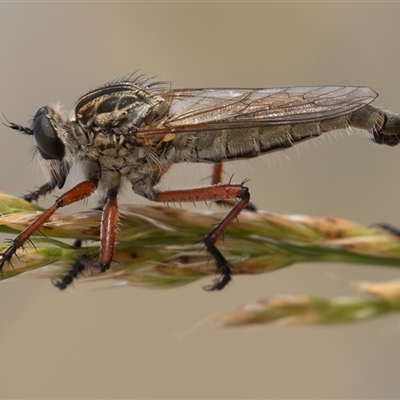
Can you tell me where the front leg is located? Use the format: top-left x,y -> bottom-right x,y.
24,160 -> 70,202
0,179 -> 98,272
24,181 -> 60,203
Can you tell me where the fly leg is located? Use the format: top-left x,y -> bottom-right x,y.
52,254 -> 92,290
24,181 -> 61,203
51,188 -> 119,289
23,160 -> 70,202
211,163 -> 223,185
98,189 -> 119,272
212,163 -> 256,212
371,223 -> 400,237
0,179 -> 98,273
51,166 -> 149,289
154,182 -> 250,290
52,254 -> 103,290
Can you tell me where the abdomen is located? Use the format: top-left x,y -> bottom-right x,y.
167,105 -> 385,163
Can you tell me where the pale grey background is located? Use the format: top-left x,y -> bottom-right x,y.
1,2 -> 400,398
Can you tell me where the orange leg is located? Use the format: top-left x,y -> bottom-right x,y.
52,188 -> 120,289
211,162 -> 236,208
99,190 -> 119,272
155,182 -> 250,290
0,180 -> 98,271
212,162 -> 256,212
212,163 -> 223,185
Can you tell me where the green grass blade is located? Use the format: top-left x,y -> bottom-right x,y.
1,191 -> 400,291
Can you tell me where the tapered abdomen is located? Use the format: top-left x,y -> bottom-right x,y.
168,105 -> 399,163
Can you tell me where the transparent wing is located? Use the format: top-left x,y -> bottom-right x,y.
141,86 -> 377,134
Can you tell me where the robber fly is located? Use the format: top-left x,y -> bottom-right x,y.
1,74 -> 400,290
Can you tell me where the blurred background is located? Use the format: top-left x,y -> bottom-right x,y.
1,2 -> 400,398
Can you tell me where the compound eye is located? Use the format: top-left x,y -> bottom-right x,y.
33,111 -> 65,160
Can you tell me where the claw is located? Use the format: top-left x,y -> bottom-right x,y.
203,272 -> 232,291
